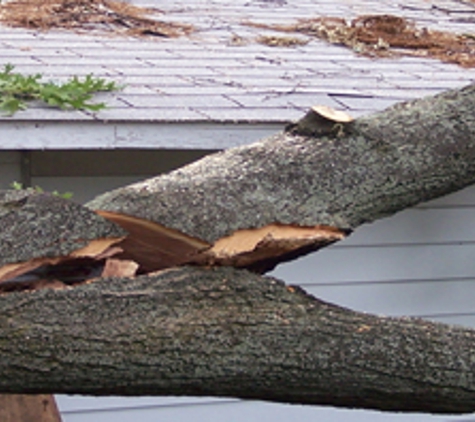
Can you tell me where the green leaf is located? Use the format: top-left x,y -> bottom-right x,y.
52,191 -> 74,199
9,182 -> 74,199
10,181 -> 23,190
0,96 -> 26,115
0,64 -> 121,115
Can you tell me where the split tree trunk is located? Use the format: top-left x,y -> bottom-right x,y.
1,83 -> 475,414
87,83 -> 475,272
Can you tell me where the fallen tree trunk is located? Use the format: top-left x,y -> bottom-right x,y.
87,83 -> 475,273
0,267 -> 474,413
1,83 -> 475,414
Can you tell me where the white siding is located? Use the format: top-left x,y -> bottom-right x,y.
274,205 -> 475,325
56,397 -> 475,422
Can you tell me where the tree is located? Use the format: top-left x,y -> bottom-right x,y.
1,83 -> 475,416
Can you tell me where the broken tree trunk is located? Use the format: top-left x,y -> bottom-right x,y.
0,83 -> 475,414
0,191 -> 124,421
87,83 -> 475,273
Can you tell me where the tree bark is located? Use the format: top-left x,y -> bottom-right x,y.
1,83 -> 475,414
88,83 -> 475,242
85,83 -> 475,272
0,267 -> 474,414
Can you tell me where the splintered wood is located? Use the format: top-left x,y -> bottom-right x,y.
0,210 -> 347,293
204,224 -> 346,272
97,211 -> 347,274
246,14 -> 475,68
0,237 -> 120,283
0,191 -> 131,293
0,190 -> 348,293
95,210 -> 210,272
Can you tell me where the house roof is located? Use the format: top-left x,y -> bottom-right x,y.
0,0 -> 474,149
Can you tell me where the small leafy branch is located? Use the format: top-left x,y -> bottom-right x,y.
11,181 -> 73,200
0,64 -> 120,115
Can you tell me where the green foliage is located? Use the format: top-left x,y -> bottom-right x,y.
10,181 -> 24,191
10,181 -> 73,200
0,64 -> 120,115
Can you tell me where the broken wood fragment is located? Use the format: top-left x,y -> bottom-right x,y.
0,190 -> 346,290
286,105 -> 354,137
0,394 -> 62,422
96,210 -> 209,272
96,211 -> 347,273
101,258 -> 139,278
192,223 -> 347,272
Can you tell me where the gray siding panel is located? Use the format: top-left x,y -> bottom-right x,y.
342,207 -> 475,246
56,396 -> 232,413
274,244 -> 475,286
58,397 -> 472,422
303,279 -> 475,323
420,185 -> 475,208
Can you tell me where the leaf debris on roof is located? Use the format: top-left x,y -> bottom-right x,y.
256,35 -> 309,47
246,14 -> 475,68
0,0 -> 194,38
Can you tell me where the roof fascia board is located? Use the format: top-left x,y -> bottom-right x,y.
0,121 -> 282,150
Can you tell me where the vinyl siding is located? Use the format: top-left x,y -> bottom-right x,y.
56,397 -> 475,422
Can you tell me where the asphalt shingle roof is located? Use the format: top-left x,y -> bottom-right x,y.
0,0 -> 474,147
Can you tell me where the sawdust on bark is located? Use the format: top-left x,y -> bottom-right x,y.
247,14 -> 475,68
0,0 -> 194,38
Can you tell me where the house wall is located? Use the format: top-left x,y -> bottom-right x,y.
0,148 -> 474,422
0,151 -> 21,189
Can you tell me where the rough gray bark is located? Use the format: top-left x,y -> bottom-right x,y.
0,190 -> 124,265
0,267 -> 474,414
1,83 -> 475,414
88,83 -> 475,243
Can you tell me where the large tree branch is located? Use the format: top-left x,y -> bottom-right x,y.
89,84 -> 475,239
1,84 -> 475,413
0,267 -> 474,413
86,83 -> 475,272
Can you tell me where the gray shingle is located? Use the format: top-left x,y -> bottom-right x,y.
0,0 -> 473,129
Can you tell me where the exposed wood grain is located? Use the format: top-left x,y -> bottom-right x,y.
0,395 -> 61,422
